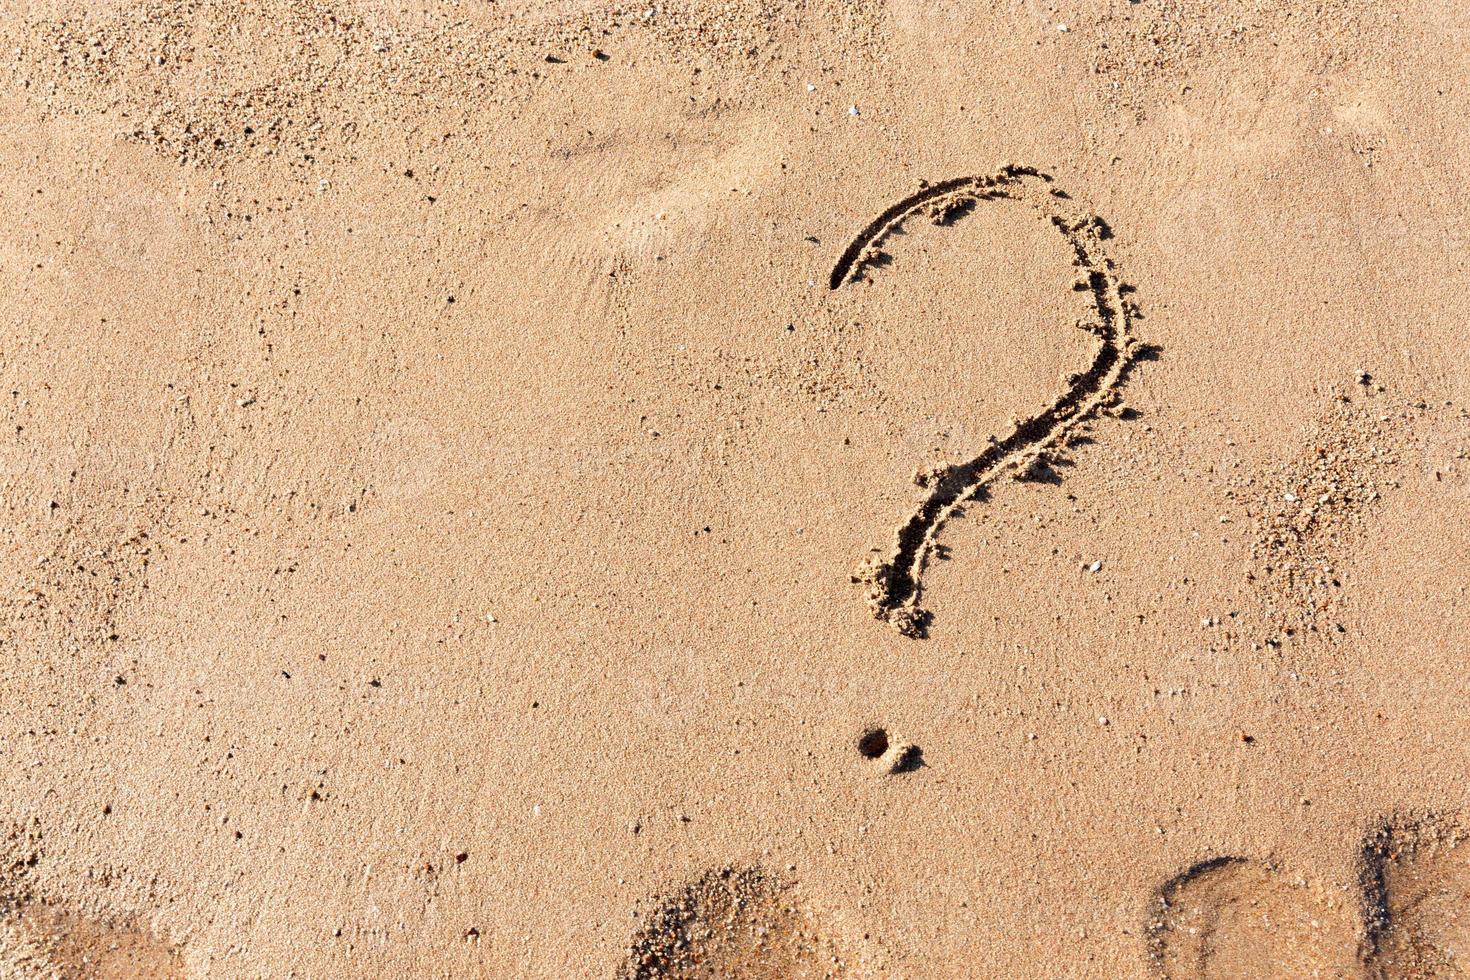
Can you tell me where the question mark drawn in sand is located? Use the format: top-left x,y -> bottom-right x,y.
833,166 -> 1146,637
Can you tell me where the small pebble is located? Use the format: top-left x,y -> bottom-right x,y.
848,105 -> 859,116
1088,560 -> 1102,573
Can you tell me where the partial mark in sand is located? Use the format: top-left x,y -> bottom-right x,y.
833,166 -> 1146,637
1362,815 -> 1470,978
0,897 -> 181,980
1147,856 -> 1361,978
621,865 -> 848,979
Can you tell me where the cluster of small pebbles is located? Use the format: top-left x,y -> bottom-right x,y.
1232,380 -> 1431,629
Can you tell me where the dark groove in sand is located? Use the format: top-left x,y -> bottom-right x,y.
833,166 -> 1145,637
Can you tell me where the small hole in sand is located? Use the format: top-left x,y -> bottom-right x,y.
856,728 -> 889,759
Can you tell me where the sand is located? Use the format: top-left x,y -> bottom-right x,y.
1,0 -> 1468,976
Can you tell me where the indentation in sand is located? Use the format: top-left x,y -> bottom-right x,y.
0,897 -> 181,980
1147,856 -> 1360,978
1362,816 -> 1470,978
622,865 -> 848,979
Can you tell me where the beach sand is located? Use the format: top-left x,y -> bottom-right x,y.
1,0 -> 1468,976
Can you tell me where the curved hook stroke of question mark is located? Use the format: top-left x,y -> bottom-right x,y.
833,165 -> 1144,638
